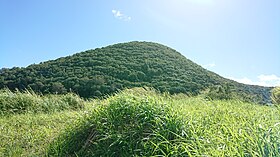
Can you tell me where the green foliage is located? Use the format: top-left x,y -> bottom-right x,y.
0,89 -> 84,115
48,88 -> 187,156
48,88 -> 280,156
205,84 -> 233,100
271,86 -> 280,104
0,88 -> 279,156
0,41 -> 271,103
0,111 -> 83,157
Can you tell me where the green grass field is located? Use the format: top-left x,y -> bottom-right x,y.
0,88 -> 279,156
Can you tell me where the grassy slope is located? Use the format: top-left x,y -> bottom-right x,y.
1,89 -> 279,156
0,112 -> 82,156
173,96 -> 280,156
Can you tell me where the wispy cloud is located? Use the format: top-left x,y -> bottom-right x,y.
112,9 -> 131,21
203,62 -> 216,69
258,74 -> 280,82
228,74 -> 280,87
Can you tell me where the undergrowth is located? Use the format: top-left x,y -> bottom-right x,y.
0,88 -> 279,156
0,89 -> 84,115
48,88 -> 280,156
0,111 -> 84,157
48,88 -> 188,156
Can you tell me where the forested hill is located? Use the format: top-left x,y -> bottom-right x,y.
0,41 -> 271,103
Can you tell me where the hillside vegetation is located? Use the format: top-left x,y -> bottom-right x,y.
0,41 -> 271,103
0,88 -> 279,156
271,86 -> 280,105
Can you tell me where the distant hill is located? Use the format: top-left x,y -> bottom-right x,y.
0,41 -> 271,103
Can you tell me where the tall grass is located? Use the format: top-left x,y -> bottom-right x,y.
0,88 -> 279,156
48,88 -> 280,156
0,89 -> 84,115
171,96 -> 280,156
0,111 -> 85,157
48,88 -> 188,156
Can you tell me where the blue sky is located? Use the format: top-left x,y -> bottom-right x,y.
0,0 -> 279,86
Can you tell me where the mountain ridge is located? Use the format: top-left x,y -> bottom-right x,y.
0,41 -> 271,103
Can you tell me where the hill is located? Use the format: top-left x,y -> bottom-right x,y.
0,41 -> 271,103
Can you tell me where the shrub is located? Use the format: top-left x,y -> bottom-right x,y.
48,88 -> 187,156
0,89 -> 84,115
271,86 -> 280,105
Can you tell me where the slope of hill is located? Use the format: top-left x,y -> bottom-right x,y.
0,41 -> 271,103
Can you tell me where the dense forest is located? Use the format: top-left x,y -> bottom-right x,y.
0,41 -> 271,103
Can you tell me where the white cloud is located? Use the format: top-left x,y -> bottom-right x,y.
203,62 -> 216,69
258,74 -> 280,82
112,9 -> 131,21
228,74 -> 280,87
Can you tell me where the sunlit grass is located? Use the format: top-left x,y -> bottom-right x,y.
0,88 -> 279,156
171,96 -> 280,156
48,88 -> 280,156
0,111 -> 84,156
0,89 -> 84,115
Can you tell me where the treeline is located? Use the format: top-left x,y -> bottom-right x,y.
0,41 -> 271,103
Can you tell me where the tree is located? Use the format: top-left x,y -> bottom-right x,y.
271,86 -> 280,105
206,84 -> 232,100
51,82 -> 66,94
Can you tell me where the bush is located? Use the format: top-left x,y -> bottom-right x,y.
271,86 -> 280,105
0,89 -> 84,115
205,85 -> 231,100
48,88 -> 187,156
